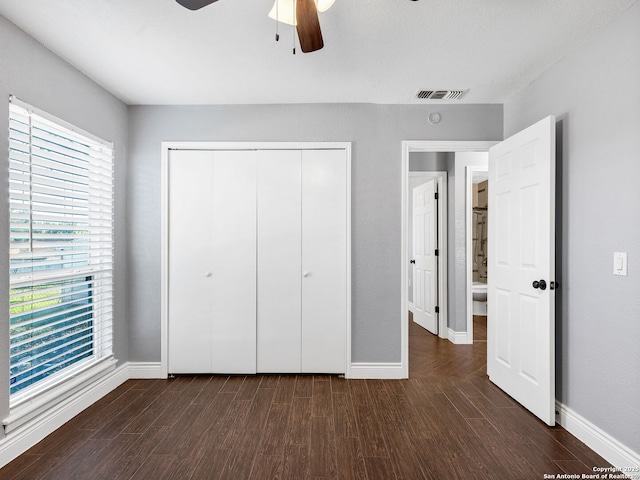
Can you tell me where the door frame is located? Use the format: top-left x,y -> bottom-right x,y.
160,142 -> 352,379
466,165 -> 489,344
401,141 -> 498,378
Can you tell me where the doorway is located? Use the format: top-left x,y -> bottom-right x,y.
402,117 -> 557,426
466,165 -> 489,345
400,141 -> 498,378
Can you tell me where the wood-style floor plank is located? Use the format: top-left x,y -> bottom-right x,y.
248,454 -> 282,480
332,392 -> 358,438
294,375 -> 314,398
352,404 -> 389,457
363,456 -> 398,480
0,454 -> 41,480
218,427 -> 262,480
282,444 -> 310,480
312,378 -> 333,417
128,453 -> 178,480
309,416 -> 337,478
335,437 -> 367,480
236,375 -> 262,401
258,402 -> 291,456
330,375 -> 350,394
0,318 -> 615,480
187,441 -> 232,480
287,396 -> 312,446
273,375 -> 297,404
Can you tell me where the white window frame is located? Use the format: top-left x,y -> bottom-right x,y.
5,96 -> 116,431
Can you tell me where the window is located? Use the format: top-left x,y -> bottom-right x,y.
8,97 -> 114,404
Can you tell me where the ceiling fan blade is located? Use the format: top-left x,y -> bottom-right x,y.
176,0 -> 219,10
296,0 -> 324,53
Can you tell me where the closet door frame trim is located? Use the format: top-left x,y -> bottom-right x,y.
160,142 -> 352,378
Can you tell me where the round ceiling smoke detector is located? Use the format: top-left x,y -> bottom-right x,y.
428,112 -> 441,124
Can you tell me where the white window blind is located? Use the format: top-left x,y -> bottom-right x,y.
8,97 -> 114,404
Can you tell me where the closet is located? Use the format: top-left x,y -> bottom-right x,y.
167,147 -> 349,375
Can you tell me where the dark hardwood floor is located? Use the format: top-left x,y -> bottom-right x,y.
473,315 -> 487,342
1,319 -> 611,479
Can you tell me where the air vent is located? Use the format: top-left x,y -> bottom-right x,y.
415,89 -> 468,100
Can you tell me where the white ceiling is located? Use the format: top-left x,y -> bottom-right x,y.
0,0 -> 636,105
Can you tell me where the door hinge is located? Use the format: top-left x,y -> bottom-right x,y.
435,192 -> 439,200
435,249 -> 439,256
435,306 -> 440,313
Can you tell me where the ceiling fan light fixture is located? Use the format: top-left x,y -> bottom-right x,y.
268,0 -> 335,26
317,0 -> 336,13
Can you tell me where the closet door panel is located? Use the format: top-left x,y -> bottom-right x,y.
168,151 -> 215,373
301,149 -> 347,373
210,151 -> 257,374
257,150 -> 302,373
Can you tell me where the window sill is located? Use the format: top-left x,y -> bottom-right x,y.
3,356 -> 117,434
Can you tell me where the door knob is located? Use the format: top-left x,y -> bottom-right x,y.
303,272 -> 310,278
204,272 -> 212,278
410,259 -> 416,264
532,279 -> 547,290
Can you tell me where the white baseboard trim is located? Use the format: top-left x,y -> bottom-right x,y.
408,302 -> 415,314
448,328 -> 472,345
128,362 -> 165,379
0,363 -> 129,469
556,401 -> 640,469
347,362 -> 406,379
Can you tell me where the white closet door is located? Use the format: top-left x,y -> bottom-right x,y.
168,150 -> 215,373
257,150 -> 302,373
168,150 -> 257,374
301,149 -> 347,373
210,151 -> 257,374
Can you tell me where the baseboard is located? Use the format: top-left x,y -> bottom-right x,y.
408,302 -> 415,314
556,401 -> 640,469
448,328 -> 472,345
128,362 -> 165,379
348,362 -> 406,379
0,363 -> 129,469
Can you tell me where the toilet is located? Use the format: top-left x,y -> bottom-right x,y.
472,282 -> 487,315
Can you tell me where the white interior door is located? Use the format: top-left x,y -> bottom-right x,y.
168,150 -> 215,373
168,150 -> 257,374
257,150 -> 302,373
301,149 -> 347,373
412,179 -> 438,335
488,115 -> 556,425
210,151 -> 257,374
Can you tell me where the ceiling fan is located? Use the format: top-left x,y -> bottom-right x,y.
175,0 -> 325,53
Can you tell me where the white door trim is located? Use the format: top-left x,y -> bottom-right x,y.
466,165 -> 489,344
401,141 -> 498,378
161,142 -> 352,379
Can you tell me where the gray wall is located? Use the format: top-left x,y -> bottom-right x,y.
0,17 -> 129,426
128,104 -> 502,363
504,3 -> 640,454
409,151 -> 450,171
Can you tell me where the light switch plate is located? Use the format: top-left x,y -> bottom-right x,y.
613,252 -> 628,276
